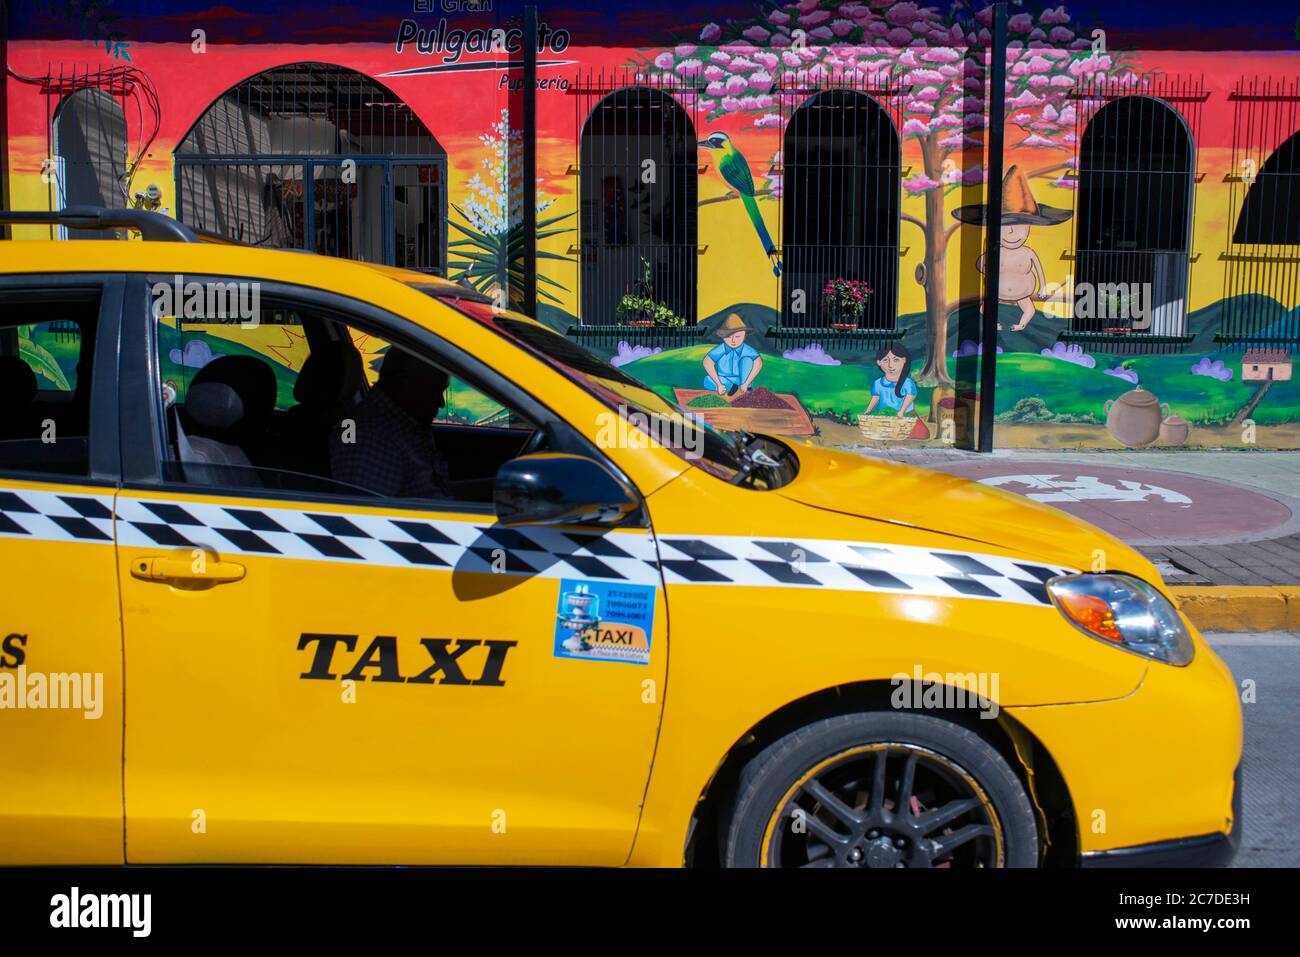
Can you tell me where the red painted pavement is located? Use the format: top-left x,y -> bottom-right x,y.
932,461 -> 1293,543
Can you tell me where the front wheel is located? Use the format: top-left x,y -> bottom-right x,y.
724,712 -> 1038,868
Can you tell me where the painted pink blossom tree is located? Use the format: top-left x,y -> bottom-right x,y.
635,1 -> 1139,385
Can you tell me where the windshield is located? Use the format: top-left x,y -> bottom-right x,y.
420,288 -> 797,489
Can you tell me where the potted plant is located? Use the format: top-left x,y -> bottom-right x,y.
617,257 -> 687,327
821,277 -> 872,330
1099,287 -> 1135,335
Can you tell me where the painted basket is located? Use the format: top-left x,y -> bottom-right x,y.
857,413 -> 917,440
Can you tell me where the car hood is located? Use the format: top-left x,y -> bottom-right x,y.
778,445 -> 1156,576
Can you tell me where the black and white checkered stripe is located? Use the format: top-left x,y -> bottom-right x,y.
112,496 -> 662,584
652,535 -> 1072,606
0,488 -> 115,543
0,488 -> 1071,605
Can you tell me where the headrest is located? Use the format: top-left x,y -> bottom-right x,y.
377,346 -> 451,392
293,342 -> 364,405
185,381 -> 246,432
191,355 -> 277,426
0,355 -> 38,406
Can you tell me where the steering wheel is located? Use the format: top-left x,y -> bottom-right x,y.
520,426 -> 548,456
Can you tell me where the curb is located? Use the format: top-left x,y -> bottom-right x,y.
1170,586 -> 1300,633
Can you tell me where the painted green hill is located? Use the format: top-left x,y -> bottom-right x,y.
996,351 -> 1300,425
621,344 -> 878,416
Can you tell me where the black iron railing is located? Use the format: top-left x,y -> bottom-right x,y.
1062,74 -> 1206,352
574,76 -> 699,339
1218,76 -> 1300,351
173,63 -> 446,273
776,77 -> 904,346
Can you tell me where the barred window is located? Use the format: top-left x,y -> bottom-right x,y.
781,90 -> 900,332
1075,94 -> 1195,340
175,63 -> 446,273
52,89 -> 128,239
1234,131 -> 1300,245
578,87 -> 697,328
1220,77 -> 1300,350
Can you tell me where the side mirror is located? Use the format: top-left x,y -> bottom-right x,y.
494,453 -> 640,528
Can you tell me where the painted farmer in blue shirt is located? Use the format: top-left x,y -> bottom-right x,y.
702,313 -> 763,397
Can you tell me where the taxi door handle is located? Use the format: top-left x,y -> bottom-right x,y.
130,555 -> 246,585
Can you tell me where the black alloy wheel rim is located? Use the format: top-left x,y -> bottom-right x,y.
762,743 -> 1005,868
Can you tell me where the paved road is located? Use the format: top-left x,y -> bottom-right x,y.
1206,632 -> 1300,867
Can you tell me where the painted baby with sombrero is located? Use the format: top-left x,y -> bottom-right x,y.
953,165 -> 1072,332
702,312 -> 764,396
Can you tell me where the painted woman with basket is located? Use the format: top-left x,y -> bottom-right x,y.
864,341 -> 917,418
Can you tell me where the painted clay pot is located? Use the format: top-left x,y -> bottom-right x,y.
1159,414 -> 1192,447
1104,387 -> 1169,447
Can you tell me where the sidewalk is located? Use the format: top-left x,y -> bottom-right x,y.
864,447 -> 1300,631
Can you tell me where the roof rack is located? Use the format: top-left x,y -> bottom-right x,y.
0,206 -> 198,242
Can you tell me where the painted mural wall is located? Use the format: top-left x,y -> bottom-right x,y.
5,1 -> 1300,450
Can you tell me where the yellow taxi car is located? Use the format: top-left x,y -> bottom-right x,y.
0,209 -> 1240,868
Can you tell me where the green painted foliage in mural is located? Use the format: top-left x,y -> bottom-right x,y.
18,336 -> 71,392
156,326 -> 298,410
996,353 -> 1300,426
448,205 -> 574,306
443,379 -> 507,424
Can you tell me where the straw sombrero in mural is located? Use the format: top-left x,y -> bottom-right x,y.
714,313 -> 753,336
952,165 -> 1072,226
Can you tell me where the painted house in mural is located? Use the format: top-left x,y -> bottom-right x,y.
3,0 -> 1298,450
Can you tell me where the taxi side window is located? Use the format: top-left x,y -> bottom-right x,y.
0,296 -> 100,478
152,295 -> 539,507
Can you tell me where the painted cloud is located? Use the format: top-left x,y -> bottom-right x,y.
610,341 -> 663,368
782,343 -> 841,366
169,340 -> 221,369
1040,341 -> 1096,368
1190,357 -> 1234,382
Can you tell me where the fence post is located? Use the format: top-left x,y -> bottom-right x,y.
978,2 -> 1008,453
521,5 -> 539,317
0,0 -> 9,234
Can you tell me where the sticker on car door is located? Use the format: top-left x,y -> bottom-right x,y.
553,579 -> 656,665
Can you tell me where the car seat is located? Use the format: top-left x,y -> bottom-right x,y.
175,355 -> 277,482
0,355 -> 39,440
278,341 -> 364,476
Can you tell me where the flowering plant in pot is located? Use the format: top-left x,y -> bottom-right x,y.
616,257 -> 686,327
821,278 -> 872,330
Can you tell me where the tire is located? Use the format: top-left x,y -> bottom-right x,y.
724,712 -> 1038,868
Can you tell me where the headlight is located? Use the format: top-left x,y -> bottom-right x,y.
1047,573 -> 1195,666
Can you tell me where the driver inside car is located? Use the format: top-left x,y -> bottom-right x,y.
328,346 -> 452,499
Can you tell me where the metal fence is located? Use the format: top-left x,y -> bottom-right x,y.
174,63 -> 446,273
9,62 -> 160,239
1064,74 -> 1206,353
775,78 -> 904,344
573,72 -> 700,333
1219,75 -> 1300,351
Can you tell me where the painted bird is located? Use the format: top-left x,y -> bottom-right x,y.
699,131 -> 782,277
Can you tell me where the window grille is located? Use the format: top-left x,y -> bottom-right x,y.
573,70 -> 700,344
174,63 -> 446,273
775,75 -> 904,349
1064,75 -> 1206,354
1219,76 -> 1300,351
52,89 -> 127,238
12,63 -> 160,240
